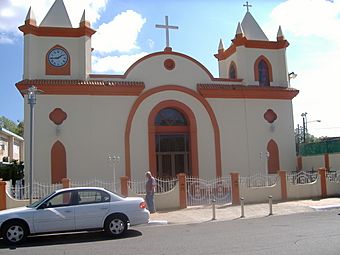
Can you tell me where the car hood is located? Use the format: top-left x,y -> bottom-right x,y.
0,206 -> 33,216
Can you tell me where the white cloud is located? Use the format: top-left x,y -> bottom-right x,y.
270,0 -> 340,41
0,33 -> 14,44
266,0 -> 340,137
0,0 -> 108,44
92,10 -> 146,53
92,52 -> 148,74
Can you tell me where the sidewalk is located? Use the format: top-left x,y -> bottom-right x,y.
149,198 -> 340,225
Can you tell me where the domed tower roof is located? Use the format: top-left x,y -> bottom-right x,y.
241,11 -> 268,41
40,0 -> 72,28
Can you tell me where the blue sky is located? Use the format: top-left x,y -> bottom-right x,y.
1,0 -> 340,137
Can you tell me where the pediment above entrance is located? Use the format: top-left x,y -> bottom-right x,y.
90,50 -> 241,91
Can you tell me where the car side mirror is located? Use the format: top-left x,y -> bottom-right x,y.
39,203 -> 48,210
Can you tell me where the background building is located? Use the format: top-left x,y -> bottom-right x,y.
0,127 -> 24,163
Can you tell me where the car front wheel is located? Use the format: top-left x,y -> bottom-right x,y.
104,214 -> 128,237
2,221 -> 28,245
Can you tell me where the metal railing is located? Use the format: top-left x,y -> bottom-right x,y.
70,178 -> 120,193
186,176 -> 232,206
128,177 -> 177,195
9,180 -> 62,200
239,173 -> 278,187
287,171 -> 318,184
327,170 -> 340,183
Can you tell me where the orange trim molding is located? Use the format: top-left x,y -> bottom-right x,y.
324,153 -> 330,170
148,100 -> 199,177
19,23 -> 96,38
215,37 -> 289,61
318,167 -> 327,198
278,170 -> 287,200
16,80 -> 145,96
197,84 -> 299,100
125,85 -> 222,179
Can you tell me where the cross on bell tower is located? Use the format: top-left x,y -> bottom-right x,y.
243,1 -> 252,12
155,16 -> 179,51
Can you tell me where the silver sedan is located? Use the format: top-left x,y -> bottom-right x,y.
0,187 -> 150,245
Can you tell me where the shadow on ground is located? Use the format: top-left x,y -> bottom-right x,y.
0,229 -> 142,249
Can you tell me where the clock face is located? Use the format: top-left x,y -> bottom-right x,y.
48,48 -> 69,67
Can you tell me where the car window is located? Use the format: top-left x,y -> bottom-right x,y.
45,191 -> 73,208
76,190 -> 110,205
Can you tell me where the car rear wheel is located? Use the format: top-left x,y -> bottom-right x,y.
104,214 -> 128,237
2,221 -> 28,245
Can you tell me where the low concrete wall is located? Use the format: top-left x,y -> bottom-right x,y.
6,192 -> 30,208
326,179 -> 340,196
287,179 -> 321,200
128,183 -> 180,210
239,182 -> 281,204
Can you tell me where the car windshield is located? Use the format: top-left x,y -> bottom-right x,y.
26,191 -> 56,208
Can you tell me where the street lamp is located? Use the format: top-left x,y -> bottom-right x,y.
288,72 -> 297,86
301,112 -> 308,143
25,86 -> 42,204
108,153 -> 120,192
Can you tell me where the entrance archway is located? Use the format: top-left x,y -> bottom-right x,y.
148,100 -> 198,178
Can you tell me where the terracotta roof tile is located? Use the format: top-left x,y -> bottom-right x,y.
17,79 -> 144,87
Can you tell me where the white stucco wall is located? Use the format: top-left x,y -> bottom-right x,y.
209,98 -> 296,176
23,34 -> 90,80
218,46 -> 288,87
24,94 -> 136,183
124,53 -> 212,90
240,182 -> 281,203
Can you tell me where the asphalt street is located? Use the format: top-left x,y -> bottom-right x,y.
1,210 -> 340,255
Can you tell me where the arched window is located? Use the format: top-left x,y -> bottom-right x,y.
155,108 -> 187,126
254,56 -> 273,87
229,62 -> 237,79
258,60 -> 270,86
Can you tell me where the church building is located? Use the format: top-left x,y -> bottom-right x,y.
16,0 -> 298,183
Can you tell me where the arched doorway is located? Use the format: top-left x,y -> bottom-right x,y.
148,100 -> 198,178
155,108 -> 190,178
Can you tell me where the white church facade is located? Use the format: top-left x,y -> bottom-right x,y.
16,0 -> 298,183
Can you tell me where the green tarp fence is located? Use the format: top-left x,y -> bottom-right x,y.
299,140 -> 340,156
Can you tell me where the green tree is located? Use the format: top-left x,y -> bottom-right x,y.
0,116 -> 24,137
17,121 -> 24,137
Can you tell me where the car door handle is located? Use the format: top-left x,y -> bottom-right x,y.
64,210 -> 72,213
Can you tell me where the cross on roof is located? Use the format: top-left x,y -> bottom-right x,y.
155,16 -> 179,49
243,1 -> 252,12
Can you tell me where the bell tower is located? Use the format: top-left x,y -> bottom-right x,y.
215,8 -> 290,87
19,0 -> 96,80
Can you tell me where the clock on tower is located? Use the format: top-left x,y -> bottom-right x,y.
46,45 -> 70,75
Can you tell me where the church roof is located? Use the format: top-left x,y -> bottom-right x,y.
240,11 -> 268,41
40,0 -> 72,28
